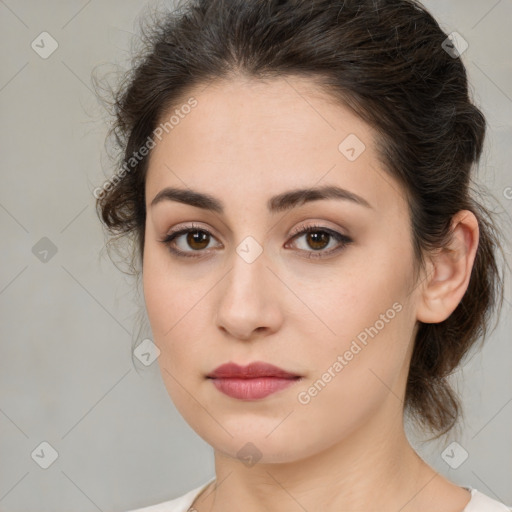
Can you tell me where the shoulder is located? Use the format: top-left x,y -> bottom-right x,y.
464,488 -> 512,512
123,477 -> 215,512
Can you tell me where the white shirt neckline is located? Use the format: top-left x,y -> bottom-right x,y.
125,477 -> 511,512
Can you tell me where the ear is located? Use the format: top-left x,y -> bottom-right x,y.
416,210 -> 479,324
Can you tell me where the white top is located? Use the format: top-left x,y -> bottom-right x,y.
125,477 -> 512,512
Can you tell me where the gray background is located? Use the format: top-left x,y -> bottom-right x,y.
0,1 -> 511,511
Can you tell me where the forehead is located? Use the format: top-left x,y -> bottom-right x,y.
152,75 -> 375,156
145,76 -> 404,217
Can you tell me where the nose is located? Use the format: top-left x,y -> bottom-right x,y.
215,250 -> 283,341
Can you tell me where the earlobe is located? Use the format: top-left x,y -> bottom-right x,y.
416,210 -> 480,324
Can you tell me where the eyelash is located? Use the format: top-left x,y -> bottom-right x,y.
158,223 -> 353,260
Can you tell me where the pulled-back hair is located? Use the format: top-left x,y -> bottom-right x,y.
94,0 -> 507,439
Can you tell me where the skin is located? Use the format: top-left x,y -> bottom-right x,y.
142,76 -> 479,512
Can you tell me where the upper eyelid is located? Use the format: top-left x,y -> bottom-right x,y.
289,222 -> 342,237
166,220 -> 346,237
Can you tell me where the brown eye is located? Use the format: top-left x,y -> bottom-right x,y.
287,224 -> 353,259
304,231 -> 330,251
185,230 -> 210,250
159,224 -> 221,258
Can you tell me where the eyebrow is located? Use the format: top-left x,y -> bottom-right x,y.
150,185 -> 373,213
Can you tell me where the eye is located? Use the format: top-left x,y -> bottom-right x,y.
158,223 -> 222,259
285,223 -> 352,259
158,222 -> 352,259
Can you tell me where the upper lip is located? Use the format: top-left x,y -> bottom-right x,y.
207,361 -> 301,379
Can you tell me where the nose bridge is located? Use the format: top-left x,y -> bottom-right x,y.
223,237 -> 269,307
215,237 -> 280,338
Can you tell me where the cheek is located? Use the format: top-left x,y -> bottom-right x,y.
143,247 -> 196,334
306,302 -> 409,389
293,305 -> 412,445
292,251 -> 414,403
142,257 -> 215,378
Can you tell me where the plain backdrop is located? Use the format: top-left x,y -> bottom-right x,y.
0,1 -> 511,511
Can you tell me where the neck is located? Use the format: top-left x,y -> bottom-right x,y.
198,409 -> 441,512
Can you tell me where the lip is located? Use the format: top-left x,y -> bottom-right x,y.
207,361 -> 300,379
206,361 -> 302,400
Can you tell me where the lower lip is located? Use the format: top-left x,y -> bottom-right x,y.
209,377 -> 300,400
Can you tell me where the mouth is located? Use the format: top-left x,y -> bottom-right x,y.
206,361 -> 303,400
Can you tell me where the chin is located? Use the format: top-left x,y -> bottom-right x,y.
190,417 -> 325,465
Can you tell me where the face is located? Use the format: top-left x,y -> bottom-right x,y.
142,76 -> 422,464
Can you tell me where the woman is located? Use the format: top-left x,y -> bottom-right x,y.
95,0 -> 511,510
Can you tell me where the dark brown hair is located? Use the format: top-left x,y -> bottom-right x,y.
94,0 -> 507,439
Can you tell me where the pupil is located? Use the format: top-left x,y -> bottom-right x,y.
188,231 -> 209,250
308,232 -> 328,250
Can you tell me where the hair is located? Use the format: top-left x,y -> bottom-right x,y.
94,0 -> 507,440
